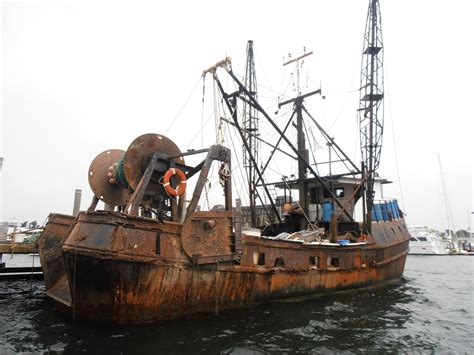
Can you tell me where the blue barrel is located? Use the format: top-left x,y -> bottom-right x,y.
389,201 -> 397,219
322,202 -> 333,222
374,203 -> 383,221
381,202 -> 389,221
393,199 -> 400,218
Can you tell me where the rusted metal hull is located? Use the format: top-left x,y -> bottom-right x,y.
62,251 -> 407,323
39,211 -> 409,323
37,213 -> 75,309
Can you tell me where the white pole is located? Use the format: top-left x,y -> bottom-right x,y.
72,189 -> 82,217
0,157 -> 3,222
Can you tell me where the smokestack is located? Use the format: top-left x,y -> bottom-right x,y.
73,189 -> 82,217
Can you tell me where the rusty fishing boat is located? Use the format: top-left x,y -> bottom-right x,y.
38,0 -> 410,324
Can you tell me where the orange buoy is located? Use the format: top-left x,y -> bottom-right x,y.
162,168 -> 187,197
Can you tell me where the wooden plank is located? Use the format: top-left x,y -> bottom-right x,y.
0,242 -> 38,254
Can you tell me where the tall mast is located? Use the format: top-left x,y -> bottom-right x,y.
242,40 -> 259,226
438,153 -> 455,235
282,50 -> 313,229
358,0 -> 384,232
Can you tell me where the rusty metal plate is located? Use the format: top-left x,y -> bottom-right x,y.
37,213 -> 75,303
123,133 -> 185,191
180,210 -> 237,263
88,149 -> 130,206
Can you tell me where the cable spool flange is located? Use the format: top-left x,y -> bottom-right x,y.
88,149 -> 131,206
124,133 -> 185,192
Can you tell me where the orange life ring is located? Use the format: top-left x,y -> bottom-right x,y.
163,168 -> 187,197
358,234 -> 369,242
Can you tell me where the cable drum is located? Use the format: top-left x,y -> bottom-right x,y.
88,149 -> 131,206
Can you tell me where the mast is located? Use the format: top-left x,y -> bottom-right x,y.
438,153 -> 455,242
282,50 -> 313,229
358,0 -> 384,233
242,40 -> 259,227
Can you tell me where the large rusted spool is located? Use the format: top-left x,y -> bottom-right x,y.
88,149 -> 131,206
87,134 -> 185,211
123,133 -> 185,191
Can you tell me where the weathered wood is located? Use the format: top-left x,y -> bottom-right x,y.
0,242 -> 38,254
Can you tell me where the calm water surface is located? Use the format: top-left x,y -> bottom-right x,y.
0,255 -> 472,354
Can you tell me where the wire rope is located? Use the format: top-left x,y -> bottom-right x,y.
164,76 -> 202,135
384,57 -> 406,208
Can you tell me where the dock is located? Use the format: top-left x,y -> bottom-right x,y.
0,242 -> 42,279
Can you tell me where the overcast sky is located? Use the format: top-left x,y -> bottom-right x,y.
1,0 -> 472,231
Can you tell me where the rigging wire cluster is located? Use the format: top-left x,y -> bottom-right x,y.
162,30 -> 386,229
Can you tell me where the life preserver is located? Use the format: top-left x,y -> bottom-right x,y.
358,234 -> 369,242
163,168 -> 187,197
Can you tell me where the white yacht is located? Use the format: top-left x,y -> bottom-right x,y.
408,225 -> 448,255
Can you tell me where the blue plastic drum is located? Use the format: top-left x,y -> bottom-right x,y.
381,202 -> 389,221
322,202 -> 333,222
393,199 -> 400,218
374,203 -> 383,221
389,201 -> 397,219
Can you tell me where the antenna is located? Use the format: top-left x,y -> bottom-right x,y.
283,50 -> 313,96
358,0 -> 384,231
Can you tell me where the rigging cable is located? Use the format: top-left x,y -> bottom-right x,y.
384,58 -> 406,208
302,114 -> 321,177
304,107 -> 355,175
164,76 -> 202,135
223,120 -> 246,205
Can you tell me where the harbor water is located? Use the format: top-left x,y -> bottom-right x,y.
0,255 -> 472,354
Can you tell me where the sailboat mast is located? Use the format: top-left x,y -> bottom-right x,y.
359,0 -> 384,232
243,40 -> 259,227
438,153 -> 455,235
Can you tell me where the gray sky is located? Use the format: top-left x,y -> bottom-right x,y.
1,0 -> 473,231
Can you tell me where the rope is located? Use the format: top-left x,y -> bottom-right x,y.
201,74 -> 206,155
113,156 -> 128,189
164,76 -> 202,135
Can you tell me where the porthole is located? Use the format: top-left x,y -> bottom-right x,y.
275,257 -> 285,267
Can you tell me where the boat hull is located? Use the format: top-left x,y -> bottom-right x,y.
38,211 -> 410,323
62,249 -> 407,323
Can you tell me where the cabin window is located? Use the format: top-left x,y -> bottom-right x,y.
323,187 -> 345,199
253,252 -> 265,266
418,237 -> 427,242
327,257 -> 339,267
275,257 -> 285,267
334,187 -> 344,198
309,256 -> 318,267
410,237 -> 417,241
